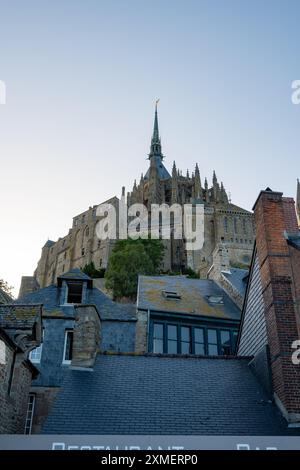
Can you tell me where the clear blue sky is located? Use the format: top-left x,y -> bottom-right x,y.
0,0 -> 299,295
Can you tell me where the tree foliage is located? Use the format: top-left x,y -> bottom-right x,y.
105,239 -> 164,300
82,262 -> 105,278
0,279 -> 13,297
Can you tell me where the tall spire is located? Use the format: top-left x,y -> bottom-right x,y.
194,163 -> 202,199
149,100 -> 163,159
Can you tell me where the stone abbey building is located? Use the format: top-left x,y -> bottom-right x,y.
34,105 -> 254,289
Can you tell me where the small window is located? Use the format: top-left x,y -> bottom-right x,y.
99,258 -> 102,267
29,330 -> 44,363
207,329 -> 218,356
234,217 -> 238,233
63,330 -> 74,364
81,247 -> 85,256
163,290 -> 181,300
97,240 -> 101,249
85,227 -> 89,237
66,282 -> 83,304
64,251 -> 67,260
224,217 -> 228,233
167,325 -> 178,353
24,393 -> 35,434
153,323 -> 164,353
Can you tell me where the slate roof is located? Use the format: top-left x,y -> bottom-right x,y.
0,304 -> 42,330
42,354 -> 299,435
222,268 -> 248,298
43,240 -> 55,248
137,275 -> 241,320
57,268 -> 93,287
286,231 -> 300,250
18,283 -> 136,321
144,156 -> 171,180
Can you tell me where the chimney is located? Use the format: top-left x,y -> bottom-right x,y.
253,189 -> 300,423
71,305 -> 101,369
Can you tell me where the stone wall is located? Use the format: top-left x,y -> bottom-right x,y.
30,386 -> 59,434
35,198 -> 119,288
0,334 -> 34,434
135,310 -> 148,354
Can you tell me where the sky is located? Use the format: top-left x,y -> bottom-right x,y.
0,0 -> 300,296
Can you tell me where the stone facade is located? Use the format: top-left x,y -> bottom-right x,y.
207,243 -> 247,309
0,334 -> 35,433
0,305 -> 42,434
35,197 -> 118,288
34,106 -> 254,288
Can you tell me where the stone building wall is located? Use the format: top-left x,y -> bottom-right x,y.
35,198 -> 118,288
0,333 -> 34,434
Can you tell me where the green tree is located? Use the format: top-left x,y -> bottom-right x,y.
82,261 -> 105,278
0,279 -> 13,297
105,238 -> 164,300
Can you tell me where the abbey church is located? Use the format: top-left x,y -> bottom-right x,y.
34,105 -> 255,289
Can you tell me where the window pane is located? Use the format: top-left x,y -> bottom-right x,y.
153,339 -> 163,353
64,331 -> 73,361
207,329 -> 217,344
221,330 -> 231,355
194,328 -> 204,343
180,327 -> 190,354
181,327 -> 190,342
153,323 -> 163,339
167,325 -> 177,340
220,330 -> 230,345
181,341 -> 190,354
167,340 -> 177,354
208,344 -> 218,356
194,343 -> 205,355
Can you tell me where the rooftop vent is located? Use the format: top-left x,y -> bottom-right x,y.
162,290 -> 182,300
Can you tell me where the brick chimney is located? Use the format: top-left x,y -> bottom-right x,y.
71,305 -> 101,369
253,189 -> 300,423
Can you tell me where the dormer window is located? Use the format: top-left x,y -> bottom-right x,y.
66,281 -> 83,304
163,290 -> 181,300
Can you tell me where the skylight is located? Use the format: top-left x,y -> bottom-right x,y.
163,290 -> 182,300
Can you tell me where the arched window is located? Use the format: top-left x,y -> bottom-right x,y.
234,217 -> 238,233
224,217 -> 228,233
243,219 -> 247,234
